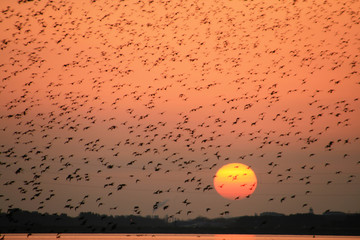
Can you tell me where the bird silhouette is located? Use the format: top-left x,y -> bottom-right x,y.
0,0 -> 358,226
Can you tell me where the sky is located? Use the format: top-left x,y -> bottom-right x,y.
0,0 -> 359,220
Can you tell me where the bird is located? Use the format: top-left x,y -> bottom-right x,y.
0,0 -> 358,227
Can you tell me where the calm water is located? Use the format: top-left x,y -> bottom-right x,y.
1,234 -> 360,240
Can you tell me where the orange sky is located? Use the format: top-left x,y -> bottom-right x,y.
0,0 -> 359,219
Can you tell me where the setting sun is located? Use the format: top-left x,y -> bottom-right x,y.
214,163 -> 257,200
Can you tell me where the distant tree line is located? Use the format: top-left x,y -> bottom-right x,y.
1,208 -> 359,235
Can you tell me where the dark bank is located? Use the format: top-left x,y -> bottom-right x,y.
1,209 -> 359,235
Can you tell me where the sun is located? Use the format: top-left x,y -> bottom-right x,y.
213,163 -> 257,200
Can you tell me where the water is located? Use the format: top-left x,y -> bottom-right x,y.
1,234 -> 360,240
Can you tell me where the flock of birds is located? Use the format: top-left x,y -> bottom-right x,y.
0,0 -> 359,227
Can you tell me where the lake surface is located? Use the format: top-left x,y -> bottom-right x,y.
1,234 -> 360,240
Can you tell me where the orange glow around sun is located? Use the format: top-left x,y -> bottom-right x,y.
214,163 -> 257,200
